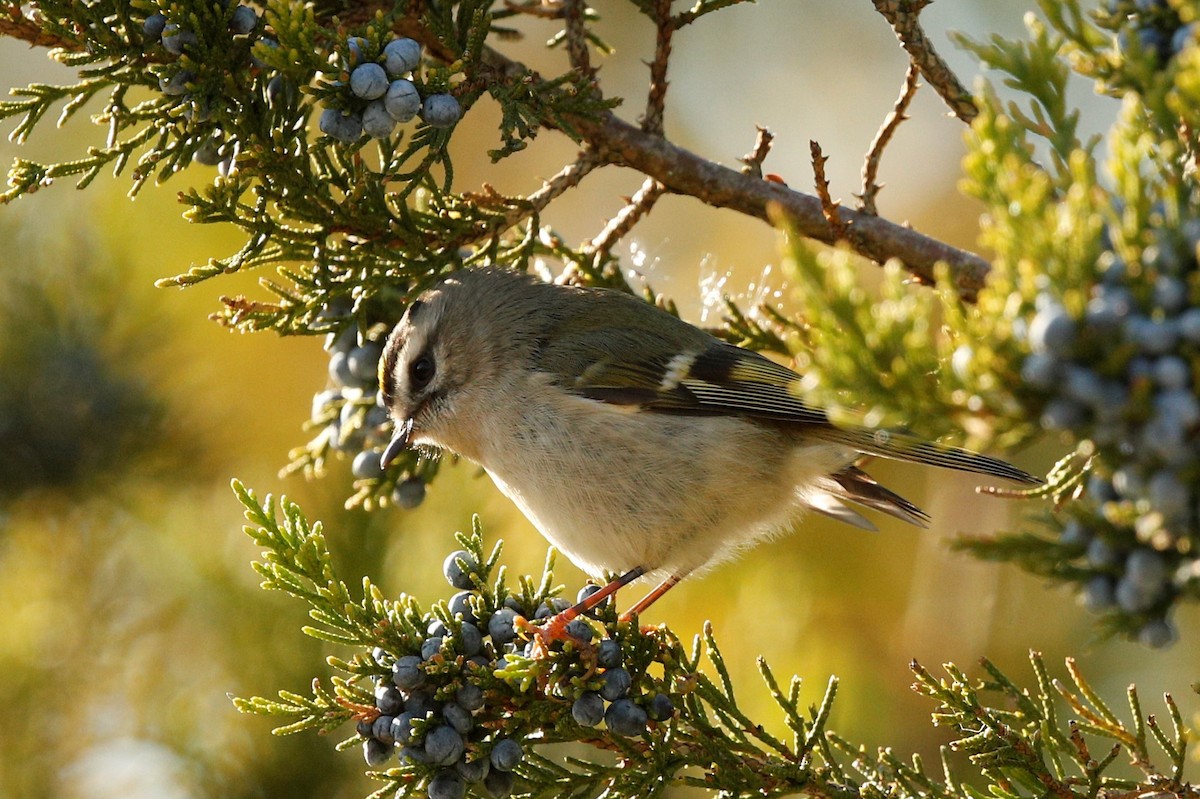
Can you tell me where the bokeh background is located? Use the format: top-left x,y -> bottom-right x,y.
1,3 -> 1196,798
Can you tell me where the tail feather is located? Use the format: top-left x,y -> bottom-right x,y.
816,428 -> 1041,485
805,491 -> 880,532
824,466 -> 930,528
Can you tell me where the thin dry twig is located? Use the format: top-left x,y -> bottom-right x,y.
643,0 -> 673,135
809,140 -> 845,240
858,62 -> 920,215
451,152 -> 601,250
740,126 -> 775,179
0,5 -> 70,49
563,0 -> 593,77
585,177 -> 666,264
871,0 -> 977,124
502,0 -> 566,19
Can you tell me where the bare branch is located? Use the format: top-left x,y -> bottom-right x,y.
584,177 -> 666,264
858,62 -> 920,215
809,140 -> 845,240
871,0 -> 977,124
560,107 -> 991,300
563,0 -> 594,77
643,0 -> 673,135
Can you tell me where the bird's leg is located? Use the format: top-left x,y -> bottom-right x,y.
525,566 -> 647,647
619,574 -> 684,625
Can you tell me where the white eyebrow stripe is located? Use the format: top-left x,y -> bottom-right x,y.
660,352 -> 697,391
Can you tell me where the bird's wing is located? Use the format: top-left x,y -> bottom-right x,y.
556,333 -> 833,426
534,297 -> 1040,486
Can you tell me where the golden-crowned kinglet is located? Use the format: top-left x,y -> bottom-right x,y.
379,267 -> 1038,635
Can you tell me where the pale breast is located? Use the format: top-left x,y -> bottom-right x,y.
475,387 -> 850,578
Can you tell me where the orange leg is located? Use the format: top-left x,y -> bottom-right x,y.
534,566 -> 647,645
619,574 -> 683,622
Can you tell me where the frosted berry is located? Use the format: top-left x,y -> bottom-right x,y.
352,449 -> 386,480
455,684 -> 485,712
350,62 -> 389,100
421,636 -> 444,661
348,341 -> 384,382
428,769 -> 466,799
229,5 -> 257,34
458,622 -> 483,656
1029,306 -> 1076,356
400,745 -> 429,765
346,36 -> 367,67
1086,537 -> 1121,568
565,618 -> 594,642
193,136 -> 223,166
391,712 -> 415,744
392,654 -> 425,691
363,736 -> 392,767
489,738 -> 523,772
384,37 -> 422,76
392,477 -> 426,508
361,100 -> 396,139
646,692 -> 675,721
159,70 -> 194,96
600,667 -> 632,701
443,550 -> 478,590
375,683 -> 403,715
534,598 -> 569,620
161,25 -> 197,55
143,12 -> 166,41
571,692 -> 604,726
1082,575 -> 1116,612
596,638 -> 623,669
384,79 -> 421,122
422,94 -> 462,128
443,702 -> 473,735
448,591 -> 478,624
482,769 -> 514,799
487,607 -> 518,645
1138,617 -> 1177,648
425,725 -> 466,766
372,714 -> 396,744
319,108 -> 363,143
604,698 -> 648,737
266,74 -> 294,108
456,756 -> 490,783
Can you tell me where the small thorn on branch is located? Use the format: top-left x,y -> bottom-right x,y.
809,140 -> 845,240
740,126 -> 775,180
857,62 -> 919,216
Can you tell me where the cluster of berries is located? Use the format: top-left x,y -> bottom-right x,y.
311,304 -> 426,508
319,35 -> 462,143
1100,0 -> 1195,70
142,4 -> 266,174
358,546 -> 677,798
1017,217 -> 1200,646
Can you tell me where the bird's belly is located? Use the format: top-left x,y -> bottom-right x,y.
476,394 -> 847,578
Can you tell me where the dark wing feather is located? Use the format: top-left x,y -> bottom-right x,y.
534,293 -> 1040,485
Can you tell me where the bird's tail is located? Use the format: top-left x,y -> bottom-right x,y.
815,428 -> 1041,485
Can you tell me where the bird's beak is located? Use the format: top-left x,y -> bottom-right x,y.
380,417 -> 414,469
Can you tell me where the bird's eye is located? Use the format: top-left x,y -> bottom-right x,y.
410,354 -> 435,389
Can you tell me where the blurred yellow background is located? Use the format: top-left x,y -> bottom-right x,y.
0,3 -> 1196,798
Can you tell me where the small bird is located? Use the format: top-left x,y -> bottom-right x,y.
379,267 -> 1038,637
